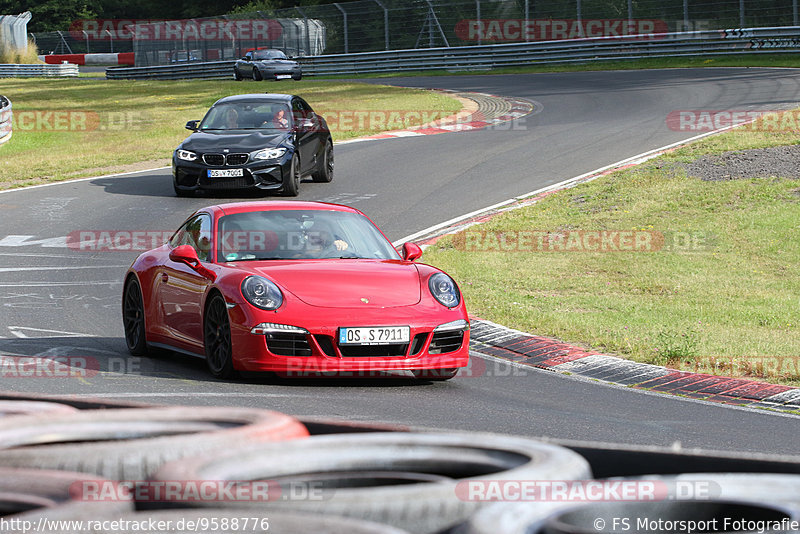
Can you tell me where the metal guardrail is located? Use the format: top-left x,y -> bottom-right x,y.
0,63 -> 79,77
0,96 -> 11,146
107,60 -> 235,80
106,26 -> 800,80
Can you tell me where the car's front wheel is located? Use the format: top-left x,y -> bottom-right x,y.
311,140 -> 333,183
233,68 -> 242,81
122,277 -> 148,356
204,293 -> 236,379
293,74 -> 302,81
282,154 -> 300,196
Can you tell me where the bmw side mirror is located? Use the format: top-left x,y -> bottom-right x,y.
185,120 -> 200,131
402,242 -> 423,262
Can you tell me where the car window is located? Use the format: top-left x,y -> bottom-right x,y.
170,214 -> 213,262
200,102 -> 290,131
217,210 -> 400,262
292,99 -> 309,123
254,49 -> 287,60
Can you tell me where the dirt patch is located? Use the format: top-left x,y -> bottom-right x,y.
679,144 -> 800,181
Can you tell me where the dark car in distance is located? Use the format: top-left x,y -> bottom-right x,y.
234,49 -> 302,81
172,94 -> 333,197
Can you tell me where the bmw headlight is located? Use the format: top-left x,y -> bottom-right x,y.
429,273 -> 460,308
253,148 -> 287,160
241,276 -> 283,310
176,149 -> 197,161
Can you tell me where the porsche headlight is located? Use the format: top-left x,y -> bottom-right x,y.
176,149 -> 197,161
253,148 -> 287,160
429,273 -> 460,308
241,276 -> 283,310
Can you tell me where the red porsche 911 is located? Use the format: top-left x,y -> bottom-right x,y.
122,202 -> 470,380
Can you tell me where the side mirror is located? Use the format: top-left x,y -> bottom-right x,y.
242,56 -> 250,61
402,242 -> 423,262
169,244 -> 199,264
185,120 -> 200,131
295,118 -> 314,131
169,245 -> 216,281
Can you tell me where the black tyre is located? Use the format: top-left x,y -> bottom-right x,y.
94,510 -> 410,534
153,432 -> 591,533
233,68 -> 242,81
282,154 -> 300,196
122,276 -> 147,356
174,183 -> 192,197
0,407 -> 308,481
311,140 -> 334,183
254,68 -> 263,81
204,293 -> 236,379
0,400 -> 78,418
293,74 -> 302,81
412,367 -> 459,381
1,468 -> 133,528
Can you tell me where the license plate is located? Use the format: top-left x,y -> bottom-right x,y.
276,74 -> 292,79
339,326 -> 410,345
208,169 -> 243,178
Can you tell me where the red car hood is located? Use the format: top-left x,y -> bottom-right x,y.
249,260 -> 422,308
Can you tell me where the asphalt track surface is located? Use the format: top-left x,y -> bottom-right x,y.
1,68 -> 799,454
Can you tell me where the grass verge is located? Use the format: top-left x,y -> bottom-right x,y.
424,115 -> 800,385
0,79 -> 461,189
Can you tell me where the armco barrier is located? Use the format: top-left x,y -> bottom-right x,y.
0,96 -> 11,146
106,26 -> 800,80
0,63 -> 79,77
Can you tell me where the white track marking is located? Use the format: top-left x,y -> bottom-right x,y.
392,126 -> 750,246
0,265 -> 127,273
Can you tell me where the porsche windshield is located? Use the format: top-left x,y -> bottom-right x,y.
217,210 -> 400,262
199,102 -> 291,131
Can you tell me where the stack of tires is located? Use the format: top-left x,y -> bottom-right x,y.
0,393 -> 798,534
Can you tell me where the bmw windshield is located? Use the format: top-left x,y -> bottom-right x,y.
199,102 -> 291,131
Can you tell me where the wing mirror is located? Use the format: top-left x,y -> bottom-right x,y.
402,242 -> 423,262
169,245 -> 216,280
185,120 -> 200,131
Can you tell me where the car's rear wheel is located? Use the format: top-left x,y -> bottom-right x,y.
233,68 -> 242,81
293,74 -> 302,81
123,277 -> 148,356
282,154 -> 300,196
204,293 -> 236,379
411,368 -> 459,381
312,140 -> 334,183
253,69 -> 263,81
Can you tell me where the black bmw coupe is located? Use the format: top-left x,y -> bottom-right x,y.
172,93 -> 333,197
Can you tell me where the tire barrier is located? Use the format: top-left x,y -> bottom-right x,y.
152,432 -> 592,534
1,468 -> 134,533
0,399 -> 78,417
456,474 -> 800,534
92,510 -> 411,534
0,407 -> 309,480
